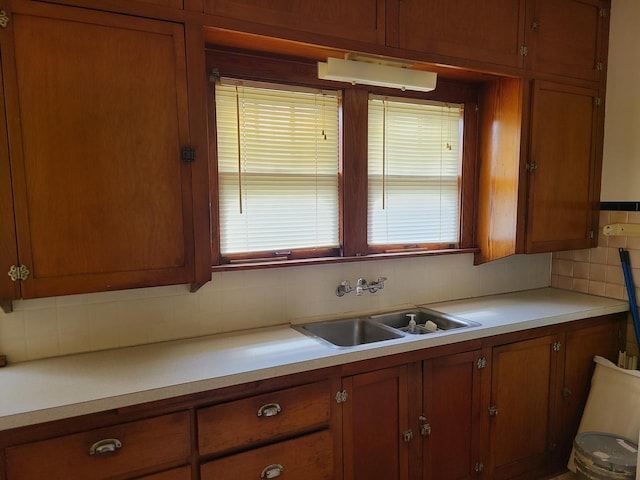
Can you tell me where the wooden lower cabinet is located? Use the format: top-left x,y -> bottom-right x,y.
482,315 -> 623,480
201,430 -> 334,480
335,315 -> 623,480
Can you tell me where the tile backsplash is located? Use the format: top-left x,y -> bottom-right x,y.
0,252 -> 551,363
551,210 -> 640,356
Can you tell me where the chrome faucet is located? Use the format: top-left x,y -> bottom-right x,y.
336,277 -> 387,297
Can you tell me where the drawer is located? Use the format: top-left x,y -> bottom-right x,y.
139,465 -> 191,480
198,380 -> 331,456
5,411 -> 190,480
201,430 -> 333,480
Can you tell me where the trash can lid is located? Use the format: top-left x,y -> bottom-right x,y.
574,432 -> 638,474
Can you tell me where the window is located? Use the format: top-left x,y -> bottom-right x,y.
215,80 -> 340,261
207,48 -> 477,268
367,96 -> 463,250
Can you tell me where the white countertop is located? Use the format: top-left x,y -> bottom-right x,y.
0,288 -> 628,431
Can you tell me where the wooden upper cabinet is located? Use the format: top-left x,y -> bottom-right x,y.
526,0 -> 608,81
3,3 -> 196,298
391,0 -> 526,68
204,0 -> 386,46
525,80 -> 600,253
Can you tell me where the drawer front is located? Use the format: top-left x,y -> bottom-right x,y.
6,411 -> 190,480
201,430 -> 333,480
139,465 -> 191,480
198,380 -> 331,455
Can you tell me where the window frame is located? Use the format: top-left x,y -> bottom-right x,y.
206,47 -> 478,269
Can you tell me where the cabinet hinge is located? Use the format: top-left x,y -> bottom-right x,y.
595,97 -> 603,108
519,45 -> 528,57
0,10 -> 8,28
419,415 -> 431,436
552,341 -> 562,352
209,68 -> 221,84
8,264 -> 30,282
477,357 -> 487,369
475,461 -> 484,473
596,61 -> 605,72
589,230 -> 595,239
402,429 -> 413,443
181,147 -> 196,163
335,390 -> 348,404
488,405 -> 498,416
599,7 -> 608,18
531,19 -> 540,32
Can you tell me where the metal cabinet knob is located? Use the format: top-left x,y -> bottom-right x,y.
261,463 -> 284,478
257,403 -> 282,417
89,438 -> 122,456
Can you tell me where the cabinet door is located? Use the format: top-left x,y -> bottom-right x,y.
486,334 -> 564,480
422,350 -> 483,480
204,0 -> 386,46
556,318 -> 622,466
527,0 -> 607,81
525,80 -> 601,253
342,365 -> 410,480
4,3 -> 195,298
393,0 -> 526,68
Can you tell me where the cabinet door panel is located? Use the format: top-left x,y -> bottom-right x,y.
488,334 -> 564,480
395,0 -> 526,68
528,0 -> 606,81
526,81 -> 599,253
205,0 -> 385,45
342,365 -> 410,480
6,5 -> 194,297
423,350 -> 482,480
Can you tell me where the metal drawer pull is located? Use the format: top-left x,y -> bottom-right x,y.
257,402 -> 282,417
261,463 -> 284,478
89,438 -> 123,455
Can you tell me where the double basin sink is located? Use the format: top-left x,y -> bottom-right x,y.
292,307 -> 480,348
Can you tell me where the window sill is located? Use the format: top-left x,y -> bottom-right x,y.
210,248 -> 480,272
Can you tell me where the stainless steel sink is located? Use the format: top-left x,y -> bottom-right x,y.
292,317 -> 403,347
369,307 -> 480,335
292,307 -> 480,347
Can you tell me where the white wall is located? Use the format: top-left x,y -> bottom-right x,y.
600,0 -> 640,201
0,253 -> 551,363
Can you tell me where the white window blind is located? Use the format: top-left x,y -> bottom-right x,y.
368,96 -> 463,246
215,81 -> 340,255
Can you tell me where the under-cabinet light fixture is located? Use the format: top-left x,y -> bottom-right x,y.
318,56 -> 437,92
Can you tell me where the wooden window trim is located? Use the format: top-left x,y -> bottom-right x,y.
206,47 -> 479,268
